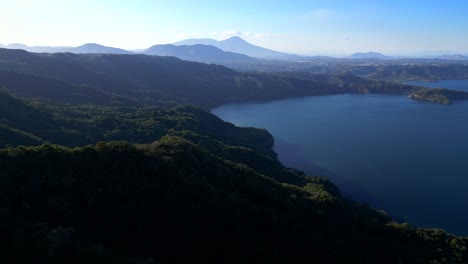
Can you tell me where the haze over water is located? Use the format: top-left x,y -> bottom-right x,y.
213,80 -> 468,236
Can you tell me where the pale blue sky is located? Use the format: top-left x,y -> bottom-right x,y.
1,0 -> 467,55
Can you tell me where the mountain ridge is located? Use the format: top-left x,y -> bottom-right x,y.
1,43 -> 133,54
174,36 -> 301,59
3,41 -> 468,63
350,51 -> 390,59
143,44 -> 257,64
70,43 -> 134,54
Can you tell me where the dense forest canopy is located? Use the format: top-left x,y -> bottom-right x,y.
2,136 -> 468,263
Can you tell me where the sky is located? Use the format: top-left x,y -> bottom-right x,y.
1,0 -> 467,56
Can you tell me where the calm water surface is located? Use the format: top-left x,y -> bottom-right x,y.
212,80 -> 468,236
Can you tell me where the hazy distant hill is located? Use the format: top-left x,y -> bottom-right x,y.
350,52 -> 390,59
174,36 -> 300,59
3,43 -> 69,53
174,38 -> 219,46
70,43 -> 133,54
5,43 -> 30,50
143,44 -> 256,64
437,54 -> 468,61
3,43 -> 133,54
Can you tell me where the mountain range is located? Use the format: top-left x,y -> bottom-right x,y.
2,38 -> 468,62
350,52 -> 390,59
1,37 -> 297,59
1,43 -> 133,54
143,44 -> 257,64
173,36 -> 301,59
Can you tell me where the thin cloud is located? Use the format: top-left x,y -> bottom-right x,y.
340,35 -> 351,40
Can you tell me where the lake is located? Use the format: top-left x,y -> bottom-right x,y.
212,80 -> 468,236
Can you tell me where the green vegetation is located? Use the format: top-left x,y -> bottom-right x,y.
1,48 -> 468,263
1,90 -> 468,263
1,139 -> 467,263
409,88 -> 468,105
0,92 -> 273,154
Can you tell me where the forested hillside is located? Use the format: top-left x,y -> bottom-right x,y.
2,138 -> 468,263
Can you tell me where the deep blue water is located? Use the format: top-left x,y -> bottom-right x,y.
212,80 -> 468,236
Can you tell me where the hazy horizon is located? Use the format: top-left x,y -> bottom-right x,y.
1,0 -> 467,56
